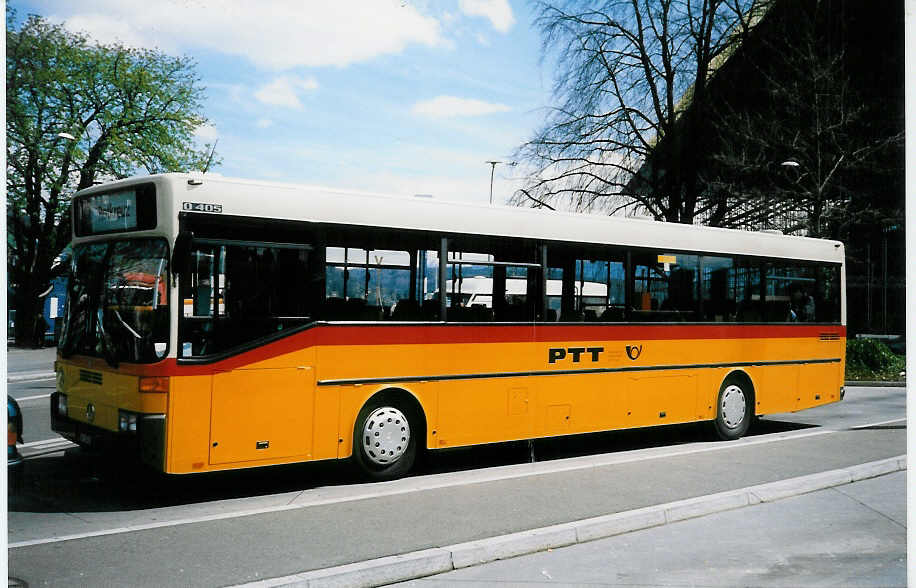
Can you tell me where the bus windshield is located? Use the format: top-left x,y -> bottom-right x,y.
59,238 -> 170,364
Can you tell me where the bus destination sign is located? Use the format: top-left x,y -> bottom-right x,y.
88,190 -> 138,233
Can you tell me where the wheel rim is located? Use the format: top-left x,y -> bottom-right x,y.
721,384 -> 747,429
361,406 -> 410,466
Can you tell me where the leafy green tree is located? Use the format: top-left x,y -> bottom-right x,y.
7,10 -> 216,346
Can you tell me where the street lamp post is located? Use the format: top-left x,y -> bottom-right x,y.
486,161 -> 501,205
485,161 -> 516,205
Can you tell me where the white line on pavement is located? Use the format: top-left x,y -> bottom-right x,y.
21,437 -> 70,449
850,418 -> 907,429
15,393 -> 52,402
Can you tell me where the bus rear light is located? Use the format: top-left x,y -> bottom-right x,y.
139,376 -> 169,394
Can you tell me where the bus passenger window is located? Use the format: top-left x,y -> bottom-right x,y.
325,247 -> 412,320
444,251 -> 495,322
815,264 -> 841,323
571,259 -> 625,322
702,256 -> 736,322
631,253 -> 698,322
735,260 -> 764,322
766,262 -> 819,323
179,242 -> 313,357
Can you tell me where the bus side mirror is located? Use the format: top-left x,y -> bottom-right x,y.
172,230 -> 194,277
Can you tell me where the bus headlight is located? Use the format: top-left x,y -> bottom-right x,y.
57,394 -> 68,417
118,410 -> 139,433
56,368 -> 66,391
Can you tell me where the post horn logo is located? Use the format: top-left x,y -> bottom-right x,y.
625,344 -> 643,361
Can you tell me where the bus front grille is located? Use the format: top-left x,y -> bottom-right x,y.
79,370 -> 103,385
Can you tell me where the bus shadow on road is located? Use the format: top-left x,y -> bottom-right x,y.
418,418 -> 819,475
9,418 -> 818,515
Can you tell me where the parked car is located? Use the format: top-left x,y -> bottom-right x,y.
8,395 -> 23,467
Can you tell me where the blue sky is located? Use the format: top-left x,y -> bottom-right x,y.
15,0 -> 553,204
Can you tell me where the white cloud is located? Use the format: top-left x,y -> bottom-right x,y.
256,118 -> 274,129
458,0 -> 515,33
44,0 -> 445,70
254,76 -> 319,109
412,95 -> 511,118
193,123 -> 219,143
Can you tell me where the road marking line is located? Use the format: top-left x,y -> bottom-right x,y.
7,425 -> 861,549
21,437 -> 70,449
850,418 -> 907,429
8,372 -> 55,383
15,393 -> 52,402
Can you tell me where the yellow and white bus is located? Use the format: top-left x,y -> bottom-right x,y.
52,174 -> 846,479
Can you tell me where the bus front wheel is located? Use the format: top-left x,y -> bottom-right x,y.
352,398 -> 418,480
712,375 -> 753,441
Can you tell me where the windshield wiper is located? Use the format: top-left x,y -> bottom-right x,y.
114,310 -> 142,340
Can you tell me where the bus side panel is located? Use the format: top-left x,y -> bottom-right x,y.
756,364 -> 799,414
796,362 -> 843,410
166,374 -> 213,474
435,379 -> 534,447
534,372 -> 629,436
625,373 -> 697,427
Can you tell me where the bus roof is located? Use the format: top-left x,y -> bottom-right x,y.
75,173 -> 845,264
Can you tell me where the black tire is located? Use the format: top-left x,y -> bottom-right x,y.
712,375 -> 753,441
352,397 -> 419,481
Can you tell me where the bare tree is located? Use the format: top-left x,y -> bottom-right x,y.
513,0 -> 765,221
700,0 -> 904,237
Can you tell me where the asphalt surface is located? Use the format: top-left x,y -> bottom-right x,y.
9,422 -> 905,587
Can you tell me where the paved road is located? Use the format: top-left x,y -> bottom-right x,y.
6,346 -> 57,382
8,384 -> 906,587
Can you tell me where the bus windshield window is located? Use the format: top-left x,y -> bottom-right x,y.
103,240 -> 170,362
59,243 -> 108,359
60,238 -> 169,363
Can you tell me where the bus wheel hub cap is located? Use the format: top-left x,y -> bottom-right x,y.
362,407 -> 410,466
721,385 -> 746,428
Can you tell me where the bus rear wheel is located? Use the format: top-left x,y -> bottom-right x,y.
352,399 -> 417,481
712,375 -> 753,441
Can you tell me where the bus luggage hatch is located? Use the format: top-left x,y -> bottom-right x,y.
209,367 -> 313,465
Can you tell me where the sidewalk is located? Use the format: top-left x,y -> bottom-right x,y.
397,469 -> 907,587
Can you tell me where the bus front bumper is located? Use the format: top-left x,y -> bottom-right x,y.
50,392 -> 166,471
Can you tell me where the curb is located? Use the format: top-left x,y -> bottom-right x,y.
845,380 -> 906,387
240,455 -> 906,588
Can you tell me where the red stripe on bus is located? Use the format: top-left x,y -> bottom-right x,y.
65,323 -> 845,377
